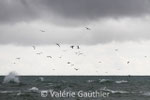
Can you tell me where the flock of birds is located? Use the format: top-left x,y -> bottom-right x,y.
13,43 -> 82,72
11,26 -> 143,74
11,27 -> 91,72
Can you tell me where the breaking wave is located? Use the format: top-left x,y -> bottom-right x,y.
100,87 -> 129,94
3,71 -> 20,84
99,79 -> 113,83
87,79 -> 128,84
28,87 -> 39,93
115,80 -> 128,84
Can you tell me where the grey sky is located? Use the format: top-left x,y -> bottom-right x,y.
0,0 -> 150,24
0,0 -> 150,45
1,0 -> 150,75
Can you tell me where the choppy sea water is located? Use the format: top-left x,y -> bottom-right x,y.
0,76 -> 150,100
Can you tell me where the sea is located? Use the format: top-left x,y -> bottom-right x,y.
0,75 -> 150,100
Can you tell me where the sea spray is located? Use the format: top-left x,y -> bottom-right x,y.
39,77 -> 44,82
3,71 -> 20,84
29,87 -> 39,93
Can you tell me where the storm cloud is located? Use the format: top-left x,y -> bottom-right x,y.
0,0 -> 150,24
0,0 -> 150,45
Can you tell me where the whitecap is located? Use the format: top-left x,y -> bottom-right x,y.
115,80 -> 128,84
39,77 -> 44,82
100,87 -> 129,94
142,92 -> 150,96
16,91 -> 22,96
87,80 -> 94,83
111,90 -> 129,94
0,90 -> 14,94
99,79 -> 112,83
29,87 -> 39,93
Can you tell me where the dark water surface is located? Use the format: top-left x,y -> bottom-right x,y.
0,76 -> 150,100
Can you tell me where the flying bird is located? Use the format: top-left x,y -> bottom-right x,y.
75,51 -> 83,56
98,61 -> 102,63
70,45 -> 74,49
74,68 -> 79,71
85,27 -> 91,30
67,62 -> 71,64
36,52 -> 42,55
40,30 -> 45,32
16,58 -> 21,60
115,49 -> 118,51
32,46 -> 36,50
56,43 -> 60,47
127,61 -> 130,64
47,56 -> 52,58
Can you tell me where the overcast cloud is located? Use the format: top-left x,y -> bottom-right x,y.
0,0 -> 150,24
0,0 -> 150,45
1,0 -> 150,75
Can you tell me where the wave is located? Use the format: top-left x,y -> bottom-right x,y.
16,91 -> 22,96
39,77 -> 44,82
35,77 -> 45,82
3,71 -> 20,84
0,88 -> 39,95
86,79 -> 112,83
110,90 -> 129,94
28,87 -> 39,93
87,80 -> 95,83
0,90 -> 22,94
48,83 -> 53,85
142,92 -> 150,96
115,80 -> 128,84
99,79 -> 113,83
87,79 -> 126,84
47,83 -> 55,87
100,87 -> 129,94
0,90 -> 14,94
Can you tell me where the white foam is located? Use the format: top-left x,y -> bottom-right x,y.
115,80 -> 128,84
99,79 -> 111,83
3,71 -> 20,84
142,92 -> 150,96
87,80 -> 94,83
111,90 -> 129,94
39,77 -> 44,82
16,91 -> 22,96
0,90 -> 14,94
100,87 -> 129,94
29,87 -> 39,92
